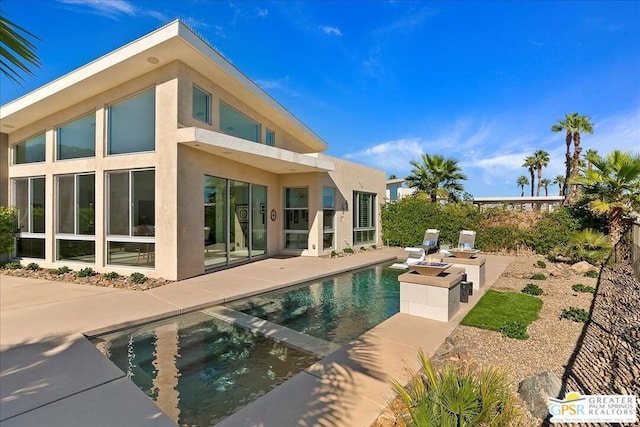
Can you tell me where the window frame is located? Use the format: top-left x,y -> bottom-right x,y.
353,191 -> 376,245
13,133 -> 46,165
322,187 -> 335,250
106,88 -> 156,156
219,101 -> 261,143
56,112 -> 96,160
192,85 -> 211,124
13,176 -> 46,236
283,187 -> 309,249
266,128 -> 275,146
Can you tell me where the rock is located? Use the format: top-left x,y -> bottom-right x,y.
518,371 -> 562,420
571,261 -> 597,274
548,268 -> 565,277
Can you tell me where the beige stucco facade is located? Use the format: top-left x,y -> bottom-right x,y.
0,21 -> 385,280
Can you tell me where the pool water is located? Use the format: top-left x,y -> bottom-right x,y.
92,262 -> 402,426
225,262 -> 402,345
92,311 -> 320,426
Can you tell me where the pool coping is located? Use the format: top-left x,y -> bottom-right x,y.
1,249 -> 514,426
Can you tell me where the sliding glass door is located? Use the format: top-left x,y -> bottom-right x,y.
204,176 -> 267,269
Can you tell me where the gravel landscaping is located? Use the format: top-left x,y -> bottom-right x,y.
374,253 -> 598,427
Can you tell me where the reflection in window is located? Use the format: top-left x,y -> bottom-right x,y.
193,86 -> 211,124
13,177 -> 46,258
323,187 -> 335,250
219,102 -> 260,142
14,134 -> 45,164
353,192 -> 376,244
56,173 -> 95,263
57,114 -> 95,159
108,89 -> 155,155
284,187 -> 308,249
266,129 -> 275,146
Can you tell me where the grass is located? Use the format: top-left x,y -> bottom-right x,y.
461,290 -> 543,331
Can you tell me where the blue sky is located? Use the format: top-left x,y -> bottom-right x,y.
1,0 -> 639,197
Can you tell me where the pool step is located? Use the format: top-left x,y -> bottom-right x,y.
202,306 -> 341,357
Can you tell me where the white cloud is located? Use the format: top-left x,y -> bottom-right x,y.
57,0 -> 167,21
344,138 -> 424,173
320,25 -> 343,36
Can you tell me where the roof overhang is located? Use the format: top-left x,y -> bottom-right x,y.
0,21 -> 328,153
177,127 -> 334,174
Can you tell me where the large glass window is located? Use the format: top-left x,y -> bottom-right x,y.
107,169 -> 155,267
108,89 -> 155,155
56,173 -> 95,263
193,86 -> 210,124
322,187 -> 335,250
57,114 -> 96,160
266,129 -> 275,147
13,177 -> 45,258
353,192 -> 376,245
219,102 -> 260,143
14,134 -> 45,164
284,187 -> 308,249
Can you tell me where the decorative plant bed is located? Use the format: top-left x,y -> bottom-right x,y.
409,262 -> 452,276
449,249 -> 481,259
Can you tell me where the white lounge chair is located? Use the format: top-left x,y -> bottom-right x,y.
390,247 -> 425,269
457,230 -> 477,249
421,229 -> 440,254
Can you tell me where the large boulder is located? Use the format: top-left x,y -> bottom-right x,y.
518,371 -> 562,420
571,261 -> 597,274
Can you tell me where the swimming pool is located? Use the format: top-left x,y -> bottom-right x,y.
92,262 -> 401,425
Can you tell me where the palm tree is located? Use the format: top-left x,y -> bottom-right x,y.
553,175 -> 565,196
571,150 -> 640,246
551,113 -> 594,203
522,155 -> 537,197
516,176 -> 529,197
585,149 -> 598,172
405,154 -> 467,203
0,10 -> 40,84
540,178 -> 551,196
533,150 -> 550,196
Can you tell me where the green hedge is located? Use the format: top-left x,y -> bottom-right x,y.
381,199 -> 579,254
0,207 -> 17,257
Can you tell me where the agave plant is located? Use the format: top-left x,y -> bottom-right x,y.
391,351 -> 521,426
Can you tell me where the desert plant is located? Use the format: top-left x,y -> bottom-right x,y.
522,283 -> 543,296
530,273 -> 546,280
104,271 -> 120,280
330,250 -> 337,258
343,247 -> 354,254
76,267 -> 97,278
52,266 -> 71,275
561,307 -> 590,323
500,321 -> 529,340
572,283 -> 596,294
130,272 -> 147,284
26,262 -> 40,271
371,244 -> 377,249
360,246 -> 366,252
391,351 -> 522,426
584,270 -> 599,278
536,260 -> 547,269
550,229 -> 612,265
3,261 -> 21,269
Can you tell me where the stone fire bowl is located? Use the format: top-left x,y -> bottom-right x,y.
409,262 -> 452,276
449,249 -> 481,259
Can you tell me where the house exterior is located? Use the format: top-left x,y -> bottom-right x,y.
0,20 -> 385,281
385,178 -> 416,202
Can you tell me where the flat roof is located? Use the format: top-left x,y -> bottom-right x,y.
0,20 -> 328,153
473,196 -> 564,203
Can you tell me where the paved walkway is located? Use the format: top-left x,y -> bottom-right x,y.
0,248 -> 513,426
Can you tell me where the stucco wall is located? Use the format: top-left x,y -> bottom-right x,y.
0,132 -> 7,206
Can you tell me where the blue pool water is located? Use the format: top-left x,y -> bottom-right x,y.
225,262 -> 402,345
92,262 -> 402,425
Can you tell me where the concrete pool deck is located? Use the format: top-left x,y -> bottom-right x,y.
0,248 -> 513,426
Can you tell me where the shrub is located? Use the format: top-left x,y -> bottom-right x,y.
572,283 -> 596,294
52,266 -> 71,275
26,262 -> 41,271
371,244 -> 377,249
391,351 -> 522,426
343,247 -> 354,254
584,270 -> 599,278
360,246 -> 366,252
522,283 -> 543,296
550,229 -> 612,265
130,272 -> 147,284
330,250 -> 337,258
500,321 -> 529,340
0,207 -> 18,257
530,273 -> 546,280
476,225 -> 522,252
104,272 -> 120,280
4,261 -> 22,270
524,208 -> 579,254
561,307 -> 590,323
536,260 -> 547,269
76,267 -> 97,278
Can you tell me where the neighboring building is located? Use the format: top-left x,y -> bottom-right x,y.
385,178 -> 416,201
0,21 -> 385,281
472,196 -> 564,212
